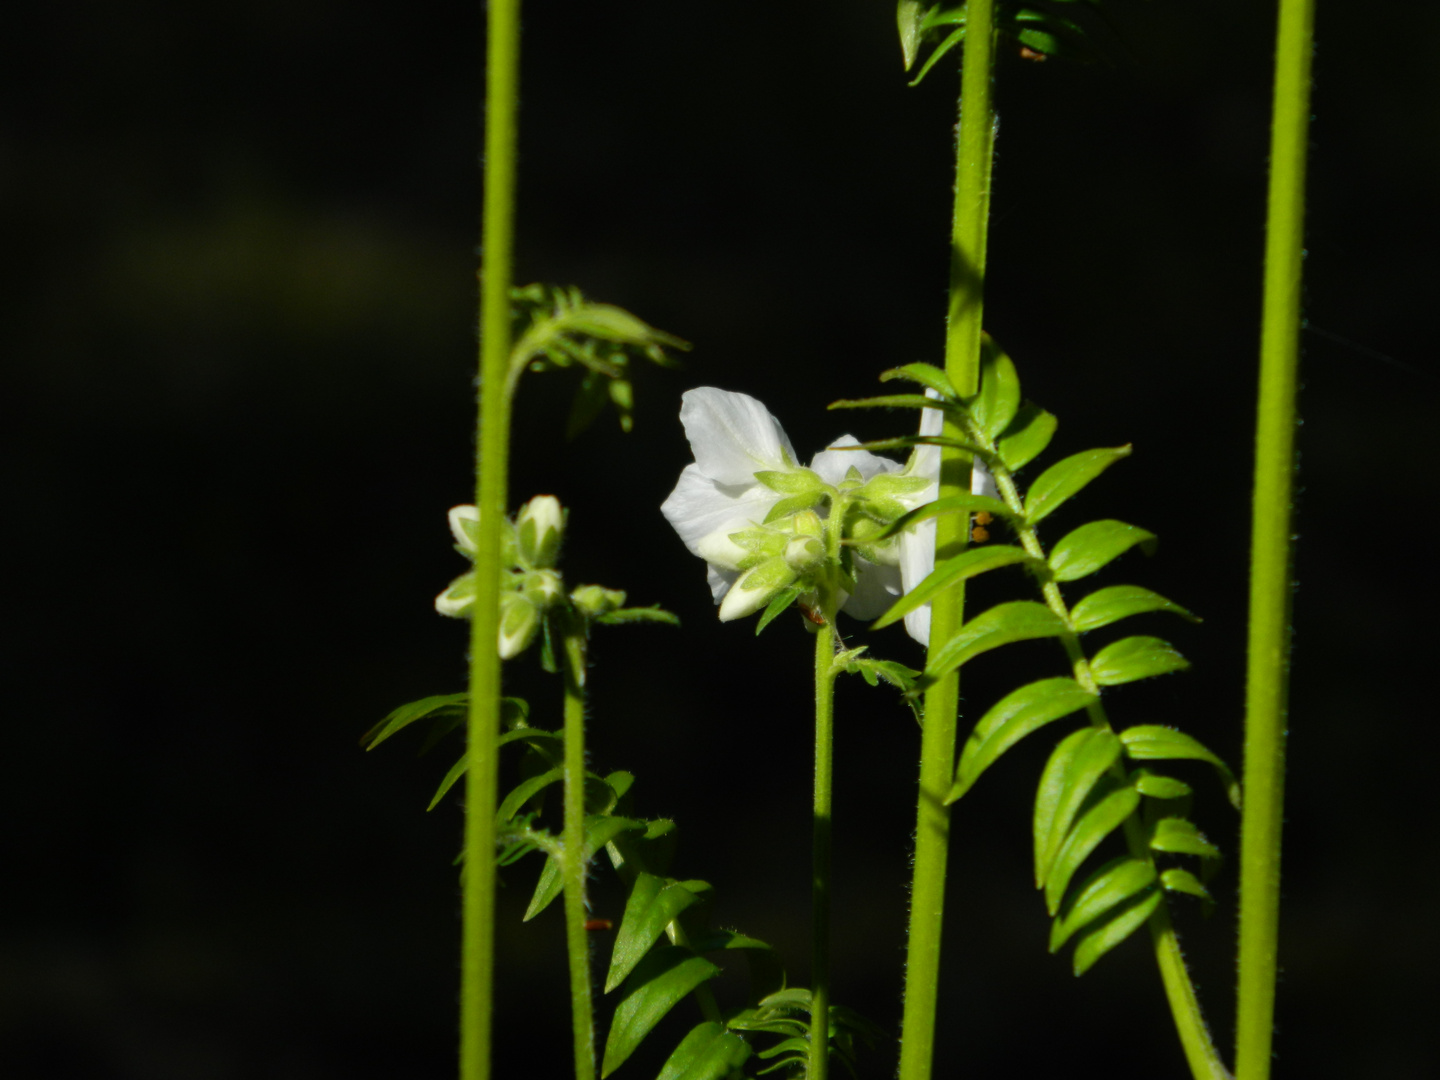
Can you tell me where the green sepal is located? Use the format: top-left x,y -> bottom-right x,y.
754,468 -> 825,495
1023,446 -> 1131,525
1119,725 -> 1240,809
967,337 -> 1022,441
1071,887 -> 1162,976
879,361 -> 956,398
756,586 -> 803,634
656,1021 -> 752,1080
525,815 -> 646,922
1071,585 -> 1198,633
601,945 -> 721,1077
1160,867 -> 1214,904
606,872 -> 709,992
996,402 -> 1058,471
1045,780 -> 1141,915
1049,855 -> 1157,954
1090,635 -> 1189,685
924,601 -> 1067,685
1150,817 -> 1221,859
1034,726 -> 1122,887
1130,768 -> 1193,801
874,491 -> 1014,540
873,544 -> 1038,630
1048,519 -> 1157,582
763,490 -> 827,522
949,677 -> 1096,802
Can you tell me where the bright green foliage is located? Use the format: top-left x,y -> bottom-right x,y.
924,600 -> 1067,683
897,0 -> 1120,83
1049,519 -> 1157,582
1071,585 -> 1197,633
603,947 -> 721,1077
874,544 -> 1038,629
728,989 -> 888,1079
1044,781 -> 1141,915
1090,635 -> 1190,685
996,402 -> 1058,471
950,677 -> 1096,801
1120,725 -> 1241,809
655,1022 -> 753,1080
1024,446 -> 1131,525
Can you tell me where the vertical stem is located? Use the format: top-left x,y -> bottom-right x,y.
462,3 -> 520,1079
809,613 -> 838,1080
1237,1 -> 1313,1077
899,7 -> 995,1080
560,620 -> 597,1080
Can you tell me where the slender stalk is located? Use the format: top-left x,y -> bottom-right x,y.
461,3 -> 520,1079
559,618 -> 597,1080
809,607 -> 838,1080
899,6 -> 995,1079
1236,2 -> 1313,1076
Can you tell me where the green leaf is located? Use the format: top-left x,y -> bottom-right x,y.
1090,635 -> 1188,686
754,468 -> 825,495
1161,867 -> 1213,902
606,873 -> 709,993
828,392 -> 957,413
949,677 -> 1096,802
496,767 -> 562,823
879,361 -> 956,398
1072,887 -> 1163,976
595,606 -> 681,626
1023,446 -> 1131,525
601,946 -> 721,1077
526,816 -> 646,922
690,930 -> 785,1003
968,337 -> 1022,441
762,490 -> 826,522
1120,725 -> 1240,809
1130,769 -> 1193,800
1045,781 -> 1141,915
996,403 -> 1058,471
875,491 -> 1014,540
1048,519 -> 1157,582
872,544 -> 1037,629
361,693 -> 469,750
1034,727 -> 1122,887
908,25 -> 965,85
756,586 -> 803,635
924,601 -> 1067,684
1150,817 -> 1221,859
1049,856 -> 1157,953
1071,585 -> 1198,633
897,1 -> 927,70
427,754 -> 469,811
566,371 -> 611,440
656,1021 -> 752,1080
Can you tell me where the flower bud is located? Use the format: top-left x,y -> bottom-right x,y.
497,592 -> 540,659
448,505 -> 481,558
792,509 -> 823,538
783,535 -> 824,571
571,584 -> 627,618
718,557 -> 797,622
435,571 -> 476,617
523,569 -> 565,610
695,529 -> 749,571
515,495 -> 565,568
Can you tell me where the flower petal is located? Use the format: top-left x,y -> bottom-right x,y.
842,555 -> 903,620
971,455 -> 999,499
680,387 -> 798,485
810,434 -> 902,486
661,463 -> 778,557
898,518 -> 936,645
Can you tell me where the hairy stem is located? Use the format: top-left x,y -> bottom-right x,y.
900,6 -> 995,1079
461,3 -> 520,1078
1236,1 -> 1313,1076
560,618 -> 596,1080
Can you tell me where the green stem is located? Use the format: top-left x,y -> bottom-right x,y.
461,3 -> 520,1079
899,7 -> 995,1079
560,616 -> 597,1080
809,606 -> 838,1080
1236,2 -> 1312,1076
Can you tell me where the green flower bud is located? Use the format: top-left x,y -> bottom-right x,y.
498,592 -> 540,659
718,556 -> 797,622
435,571 -> 476,617
792,509 -> 823,538
448,505 -> 482,558
784,535 -> 824,571
571,584 -> 627,618
523,568 -> 565,610
515,495 -> 565,568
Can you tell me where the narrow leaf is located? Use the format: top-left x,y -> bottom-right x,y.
1045,782 -> 1141,915
908,25 -> 966,85
1071,585 -> 1198,633
872,545 -> 1037,629
1120,725 -> 1240,809
525,815 -> 646,922
606,873 -> 707,993
601,946 -> 721,1077
756,586 -> 803,635
1033,727 -> 1095,886
361,693 -> 468,750
924,601 -> 1067,684
1035,727 -> 1123,887
969,338 -> 1021,441
1048,519 -> 1157,582
1150,817 -> 1221,859
950,678 -> 1096,802
1160,867 -> 1214,902
1023,446 -> 1131,525
1049,856 -> 1157,953
656,1021 -> 752,1080
1130,769 -> 1193,800
875,491 -> 1013,540
1072,888 -> 1163,976
879,361 -> 956,397
997,403 -> 1058,471
427,754 -> 469,811
496,766 -> 562,824
829,392 -> 956,413
1090,636 -> 1189,686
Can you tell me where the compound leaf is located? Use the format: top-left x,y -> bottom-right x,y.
602,946 -> 720,1077
1034,726 -> 1121,887
1119,725 -> 1240,809
1044,781 -> 1141,916
950,677 -> 1096,802
1049,856 -> 1157,954
607,873 -> 710,992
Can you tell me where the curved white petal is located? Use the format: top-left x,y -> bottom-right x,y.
898,517 -> 936,645
810,435 -> 902,486
842,554 -> 903,620
909,395 -> 945,496
971,455 -> 999,499
660,463 -> 778,556
706,564 -> 739,603
680,388 -> 798,485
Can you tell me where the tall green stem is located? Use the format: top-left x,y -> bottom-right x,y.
462,2 -> 520,1079
809,608 -> 838,1080
899,6 -> 995,1079
560,619 -> 597,1080
1236,2 -> 1313,1076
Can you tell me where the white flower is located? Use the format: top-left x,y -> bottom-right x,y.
660,387 -> 942,643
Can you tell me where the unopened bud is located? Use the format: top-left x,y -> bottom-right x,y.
571,584 -> 627,618
524,569 -> 565,610
448,506 -> 481,558
515,495 -> 565,568
783,535 -> 824,571
498,592 -> 540,659
718,557 -> 797,622
435,572 -> 476,617
792,510 -> 823,538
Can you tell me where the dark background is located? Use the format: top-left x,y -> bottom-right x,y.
5,2 -> 1437,1077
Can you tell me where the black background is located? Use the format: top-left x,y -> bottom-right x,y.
5,2 -> 1438,1077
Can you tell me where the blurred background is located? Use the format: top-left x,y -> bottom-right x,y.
5,1 -> 1437,1077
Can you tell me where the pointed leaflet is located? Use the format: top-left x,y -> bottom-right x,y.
755,585 -> 802,635
996,402 -> 1058,472
428,754 -> 470,811
360,693 -> 468,750
872,544 -> 1037,630
879,361 -> 956,398
1090,635 -> 1189,685
601,946 -> 721,1077
1150,817 -> 1221,859
925,601 -> 1067,684
949,678 -> 1096,802
656,1022 -> 752,1080
875,491 -> 1014,540
1048,519 -> 1157,582
1071,888 -> 1163,976
1071,585 -> 1197,633
1023,446 -> 1131,525
1034,727 -> 1122,887
606,873 -> 709,992
1044,781 -> 1141,915
1120,725 -> 1241,809
688,929 -> 785,1003
968,337 -> 1022,441
525,815 -> 646,921
1049,855 -> 1158,953
1130,769 -> 1193,800
1160,867 -> 1214,903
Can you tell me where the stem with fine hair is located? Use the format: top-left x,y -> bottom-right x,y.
1236,1 -> 1313,1076
462,2 -> 520,1079
899,5 -> 996,1078
559,614 -> 597,1080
